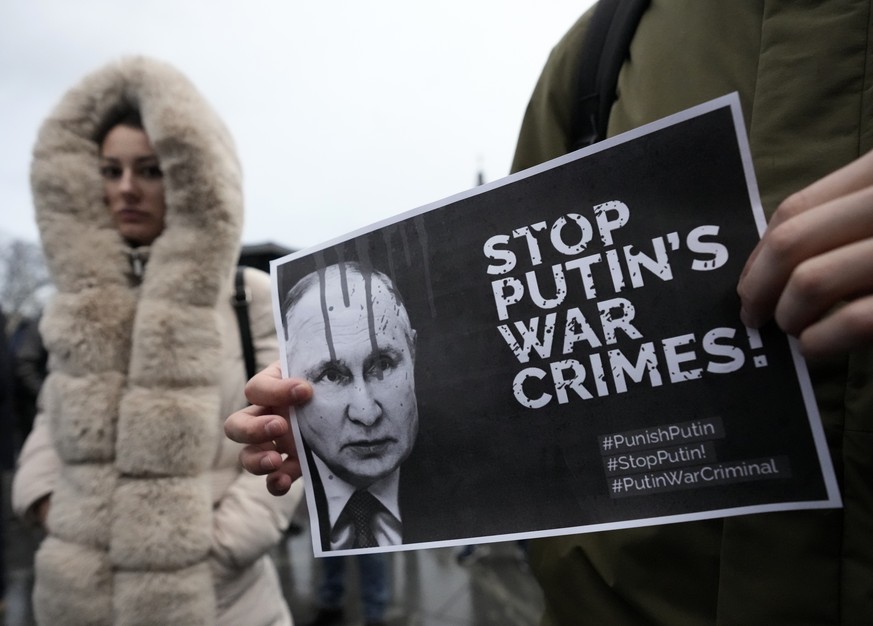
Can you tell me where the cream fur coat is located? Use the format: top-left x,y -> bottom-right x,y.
12,56 -> 300,625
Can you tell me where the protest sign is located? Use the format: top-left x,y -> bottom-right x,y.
272,94 -> 841,556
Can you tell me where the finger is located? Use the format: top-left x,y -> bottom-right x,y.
775,238 -> 873,336
739,150 -> 873,310
266,471 -> 293,497
740,187 -> 813,283
243,362 -> 285,406
785,149 -> 873,217
246,377 -> 312,414
244,362 -> 313,409
271,427 -> 298,457
798,294 -> 873,360
238,442 -> 284,476
762,149 -> 873,236
224,404 -> 289,445
279,453 -> 302,483
263,447 -> 303,496
739,185 -> 873,327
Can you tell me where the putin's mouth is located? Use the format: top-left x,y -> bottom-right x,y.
343,438 -> 396,456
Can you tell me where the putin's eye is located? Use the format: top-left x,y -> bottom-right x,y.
374,355 -> 395,372
312,364 -> 350,385
366,352 -> 399,379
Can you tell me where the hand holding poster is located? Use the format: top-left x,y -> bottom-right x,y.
272,94 -> 840,556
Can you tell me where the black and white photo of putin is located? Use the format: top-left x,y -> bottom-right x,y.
282,261 -> 423,551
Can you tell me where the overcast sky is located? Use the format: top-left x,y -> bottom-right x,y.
1,0 -> 595,251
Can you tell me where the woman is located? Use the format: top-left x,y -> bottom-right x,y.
12,56 -> 299,625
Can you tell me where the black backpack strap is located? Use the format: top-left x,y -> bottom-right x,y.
570,0 -> 650,150
232,265 -> 257,381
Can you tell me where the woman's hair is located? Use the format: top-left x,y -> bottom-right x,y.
94,106 -> 143,146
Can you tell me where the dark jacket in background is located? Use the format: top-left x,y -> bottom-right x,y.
8,315 -> 47,445
0,307 -> 15,471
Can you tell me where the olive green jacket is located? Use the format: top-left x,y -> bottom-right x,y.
512,2 -> 873,624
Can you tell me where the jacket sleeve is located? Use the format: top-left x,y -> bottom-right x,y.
12,404 -> 61,521
510,7 -> 596,173
211,267 -> 301,570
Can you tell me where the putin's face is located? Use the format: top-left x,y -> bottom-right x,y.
286,267 -> 418,488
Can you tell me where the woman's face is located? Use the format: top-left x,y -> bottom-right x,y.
100,124 -> 167,246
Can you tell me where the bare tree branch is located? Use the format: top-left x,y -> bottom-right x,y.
0,237 -> 52,319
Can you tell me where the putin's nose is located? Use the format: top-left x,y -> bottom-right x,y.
346,384 -> 383,425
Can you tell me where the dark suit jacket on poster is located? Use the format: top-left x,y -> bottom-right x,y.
303,441 -> 454,551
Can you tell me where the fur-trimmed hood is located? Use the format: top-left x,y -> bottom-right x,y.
31,56 -> 243,625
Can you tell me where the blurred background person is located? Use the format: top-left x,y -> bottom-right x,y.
0,304 -> 16,618
12,56 -> 299,625
307,554 -> 390,626
7,313 -> 47,453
